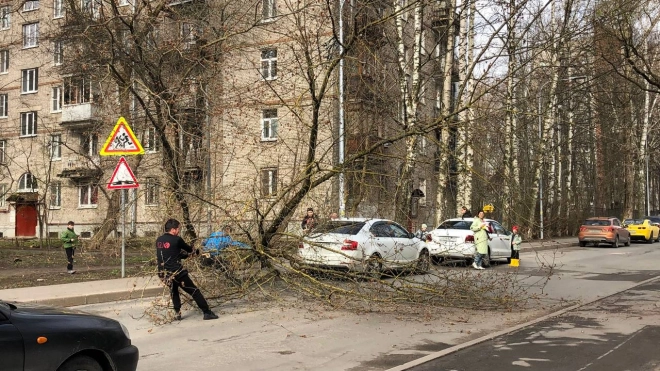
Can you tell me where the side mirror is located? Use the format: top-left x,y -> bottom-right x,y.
409,232 -> 415,239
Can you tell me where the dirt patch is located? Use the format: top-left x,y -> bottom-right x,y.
0,240 -> 155,289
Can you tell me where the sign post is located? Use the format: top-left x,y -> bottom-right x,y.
101,117 -> 143,278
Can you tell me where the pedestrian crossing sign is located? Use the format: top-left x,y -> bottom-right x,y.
100,117 -> 145,156
107,157 -> 140,189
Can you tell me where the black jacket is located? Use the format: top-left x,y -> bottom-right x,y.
156,233 -> 193,273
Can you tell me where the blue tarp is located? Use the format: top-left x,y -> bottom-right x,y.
201,232 -> 251,257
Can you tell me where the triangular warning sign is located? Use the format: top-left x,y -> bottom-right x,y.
100,117 -> 145,156
107,157 -> 140,190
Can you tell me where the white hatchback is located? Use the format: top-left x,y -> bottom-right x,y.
297,218 -> 431,277
427,218 -> 513,267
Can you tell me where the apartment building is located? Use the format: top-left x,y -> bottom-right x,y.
0,0 -> 452,239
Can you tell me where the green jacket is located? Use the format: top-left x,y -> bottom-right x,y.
470,217 -> 489,255
60,228 -> 78,249
512,233 -> 522,251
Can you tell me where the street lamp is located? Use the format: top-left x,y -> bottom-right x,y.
338,0 -> 346,218
537,75 -> 587,240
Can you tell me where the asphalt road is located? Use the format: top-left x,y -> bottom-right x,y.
407,279 -> 660,371
74,242 -> 660,371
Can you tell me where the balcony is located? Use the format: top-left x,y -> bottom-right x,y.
57,155 -> 102,181
61,103 -> 98,127
431,2 -> 451,29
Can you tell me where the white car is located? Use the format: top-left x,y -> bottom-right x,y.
427,218 -> 513,267
297,218 -> 431,277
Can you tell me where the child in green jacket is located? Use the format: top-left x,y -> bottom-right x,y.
60,221 -> 78,274
511,225 -> 522,260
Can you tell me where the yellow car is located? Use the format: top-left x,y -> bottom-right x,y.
623,218 -> 660,243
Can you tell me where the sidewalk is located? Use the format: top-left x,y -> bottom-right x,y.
0,237 -> 577,307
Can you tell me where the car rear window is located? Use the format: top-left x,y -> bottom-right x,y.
624,219 -> 644,225
436,220 -> 472,230
583,220 -> 610,226
313,221 -> 365,235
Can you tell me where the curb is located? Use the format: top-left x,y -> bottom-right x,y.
384,273 -> 660,371
38,287 -> 165,307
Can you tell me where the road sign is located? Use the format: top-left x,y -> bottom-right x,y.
107,157 -> 140,190
100,117 -> 145,156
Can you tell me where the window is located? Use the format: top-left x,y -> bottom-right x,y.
145,178 -> 159,205
260,168 -> 277,197
181,22 -> 198,47
262,0 -> 276,20
50,134 -> 61,160
0,50 -> 8,73
0,94 -> 7,117
1,7 -> 10,30
0,184 -> 6,208
64,76 -> 91,104
261,48 -> 277,80
49,182 -> 61,208
81,132 -> 98,157
53,41 -> 63,65
18,172 -> 37,192
23,23 -> 39,48
118,0 -> 130,6
52,86 -> 62,112
0,140 -> 5,163
20,112 -> 37,137
144,127 -> 159,152
23,1 -> 39,11
53,0 -> 64,18
261,109 -> 278,140
81,0 -> 101,19
79,184 -> 98,207
22,68 -> 38,93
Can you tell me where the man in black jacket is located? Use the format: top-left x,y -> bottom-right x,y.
156,218 -> 218,321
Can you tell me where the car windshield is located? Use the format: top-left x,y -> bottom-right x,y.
312,221 -> 365,235
436,220 -> 472,230
624,219 -> 644,225
583,219 -> 610,226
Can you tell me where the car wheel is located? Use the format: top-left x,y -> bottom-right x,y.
625,235 -> 631,246
364,254 -> 382,280
579,241 -> 587,247
647,233 -> 653,244
612,236 -> 619,248
416,249 -> 431,273
58,355 -> 102,371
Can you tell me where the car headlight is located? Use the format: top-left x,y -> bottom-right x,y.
120,322 -> 131,340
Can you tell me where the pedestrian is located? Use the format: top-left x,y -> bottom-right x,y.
511,225 -> 522,261
301,207 -> 317,232
470,211 -> 489,270
156,218 -> 218,321
460,206 -> 472,218
415,223 -> 430,241
60,221 -> 78,274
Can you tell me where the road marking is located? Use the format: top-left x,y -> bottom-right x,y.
385,274 -> 660,371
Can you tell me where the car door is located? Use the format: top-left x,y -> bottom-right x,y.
369,222 -> 397,265
0,311 -> 24,370
613,218 -> 627,240
388,222 -> 419,263
491,222 -> 511,257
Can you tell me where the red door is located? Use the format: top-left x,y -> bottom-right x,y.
15,204 -> 37,237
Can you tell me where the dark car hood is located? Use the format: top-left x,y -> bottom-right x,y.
1,300 -> 118,327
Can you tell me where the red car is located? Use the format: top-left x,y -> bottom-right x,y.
578,217 -> 631,248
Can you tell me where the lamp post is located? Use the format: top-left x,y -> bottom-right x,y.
537,81 -> 551,240
338,0 -> 346,218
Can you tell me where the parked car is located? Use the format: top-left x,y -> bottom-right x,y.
426,218 -> 513,267
296,218 -> 430,277
578,217 -> 631,247
623,218 -> 660,243
0,300 -> 138,371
